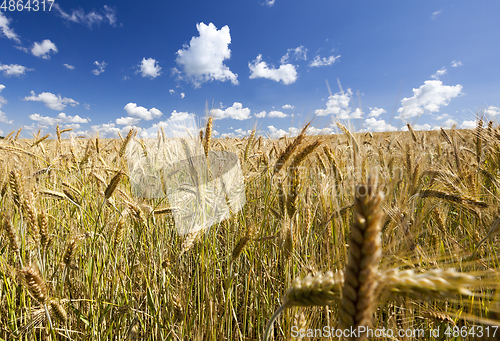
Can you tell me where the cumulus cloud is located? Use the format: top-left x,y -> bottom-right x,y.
92,61 -> 107,75
397,80 -> 462,120
180,92 -> 185,98
268,110 -> 287,118
24,91 -> 79,110
124,102 -> 163,121
0,63 -> 32,77
460,120 -> 476,129
264,0 -> 275,7
281,46 -> 307,64
308,55 -> 340,67
29,112 -> 89,126
64,63 -> 75,70
282,104 -> 294,110
168,110 -> 194,122
267,125 -> 287,138
210,102 -> 251,120
249,55 -> 297,84
451,60 -> 462,67
368,107 -> 386,118
138,58 -> 161,78
315,89 -> 362,119
0,12 -> 20,43
255,111 -> 266,118
361,118 -> 397,132
53,4 -> 117,28
431,67 -> 447,80
32,39 -> 58,59
175,22 -> 238,87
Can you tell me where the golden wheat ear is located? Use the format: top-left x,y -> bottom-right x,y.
339,181 -> 384,341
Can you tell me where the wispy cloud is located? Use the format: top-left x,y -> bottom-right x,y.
63,64 -> 75,70
308,55 -> 340,67
53,4 -> 117,28
92,61 -> 107,75
431,9 -> 442,20
0,12 -> 21,43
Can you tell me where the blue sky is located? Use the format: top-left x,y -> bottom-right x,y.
0,0 -> 500,138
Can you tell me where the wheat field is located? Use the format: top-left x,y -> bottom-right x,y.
0,120 -> 500,340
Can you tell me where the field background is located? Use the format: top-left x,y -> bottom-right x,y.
0,122 -> 499,340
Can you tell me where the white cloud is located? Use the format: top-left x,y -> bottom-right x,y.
435,113 -> 451,120
397,80 -> 462,120
308,55 -> 340,67
180,92 -> 185,98
0,12 -> 20,43
431,67 -> 447,80
0,110 -> 12,124
210,102 -> 251,120
315,89 -> 362,119
169,89 -> 175,95
168,110 -> 194,122
87,123 -> 124,138
362,118 -> 398,132
431,10 -> 442,20
0,63 -> 32,77
268,110 -> 287,118
264,0 -> 276,7
485,106 -> 500,117
255,111 -> 266,118
53,4 -> 117,28
451,60 -> 462,67
368,107 -> 386,118
267,125 -> 287,138
460,120 -> 476,129
249,55 -> 297,84
116,116 -> 140,126
281,46 -> 307,64
175,22 -> 238,87
0,84 -> 10,123
29,112 -> 89,126
282,104 -> 294,110
441,118 -> 457,128
64,63 -> 75,70
24,91 -> 79,110
92,61 -> 107,75
124,102 -> 163,121
31,39 -> 58,59
0,84 -> 5,107
138,58 -> 161,78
